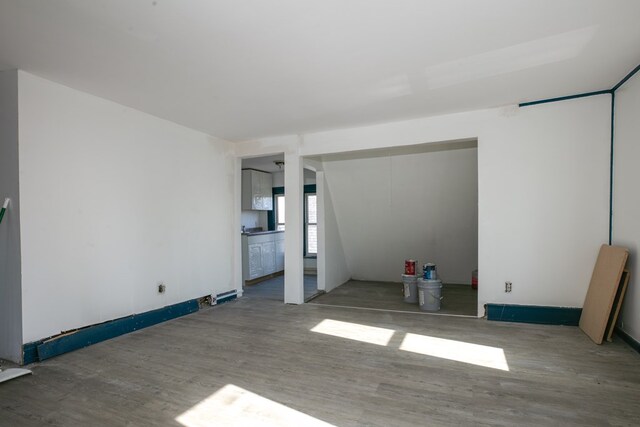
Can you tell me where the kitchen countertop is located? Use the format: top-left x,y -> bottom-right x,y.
241,230 -> 285,236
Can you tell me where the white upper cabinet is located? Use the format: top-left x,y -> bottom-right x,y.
242,169 -> 273,211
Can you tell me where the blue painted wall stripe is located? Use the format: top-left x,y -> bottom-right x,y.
518,63 -> 639,246
486,304 -> 582,326
518,90 -> 611,107
267,186 -> 286,231
612,63 -> 640,92
24,299 -> 199,364
271,185 -> 316,194
609,92 -> 615,245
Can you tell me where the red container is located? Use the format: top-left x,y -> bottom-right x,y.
472,269 -> 478,290
405,260 -> 416,276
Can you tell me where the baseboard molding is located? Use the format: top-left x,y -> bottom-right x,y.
22,299 -> 199,365
486,304 -> 582,326
22,342 -> 39,365
214,290 -> 238,305
614,327 -> 640,354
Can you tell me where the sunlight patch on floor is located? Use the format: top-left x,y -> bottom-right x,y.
176,384 -> 335,427
400,333 -> 509,371
311,319 -> 395,346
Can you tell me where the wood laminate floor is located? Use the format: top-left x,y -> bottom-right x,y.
309,280 -> 478,316
1,295 -> 639,426
243,274 -> 319,301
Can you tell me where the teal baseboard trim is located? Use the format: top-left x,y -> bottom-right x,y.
215,290 -> 238,305
22,299 -> 199,364
615,327 -> 640,354
22,341 -> 41,365
486,304 -> 582,326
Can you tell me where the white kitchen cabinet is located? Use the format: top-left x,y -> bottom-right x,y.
261,241 -> 276,275
242,231 -> 285,282
275,233 -> 285,272
247,243 -> 263,279
241,169 -> 273,211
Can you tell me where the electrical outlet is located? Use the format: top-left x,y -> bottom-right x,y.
158,283 -> 166,294
505,281 -> 512,293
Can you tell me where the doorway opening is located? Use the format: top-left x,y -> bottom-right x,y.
239,154 -> 318,302
240,154 -> 285,301
302,167 -> 321,301
305,139 -> 479,317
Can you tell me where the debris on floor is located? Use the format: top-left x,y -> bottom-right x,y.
0,368 -> 32,384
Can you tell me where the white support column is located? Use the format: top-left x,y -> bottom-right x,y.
284,151 -> 304,304
233,156 -> 243,297
316,171 -> 326,292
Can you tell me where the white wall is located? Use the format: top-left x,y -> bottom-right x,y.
317,171 -> 350,292
273,170 -> 315,187
479,98 -> 610,312
304,169 -> 316,185
613,70 -> 640,343
241,210 -> 267,231
323,147 -> 478,284
0,70 -> 23,362
272,171 -> 284,187
18,72 -> 236,343
238,95 -> 611,314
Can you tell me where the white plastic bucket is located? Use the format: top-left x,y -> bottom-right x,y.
417,279 -> 442,311
402,274 -> 418,303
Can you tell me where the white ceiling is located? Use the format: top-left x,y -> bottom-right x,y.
1,1 -> 639,141
312,138 -> 478,164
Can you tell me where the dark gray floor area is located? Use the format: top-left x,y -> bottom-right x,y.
309,280 -> 478,316
1,294 -> 639,426
243,274 -> 319,301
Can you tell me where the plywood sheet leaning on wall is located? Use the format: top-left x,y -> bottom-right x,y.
579,245 -> 629,344
606,270 -> 630,342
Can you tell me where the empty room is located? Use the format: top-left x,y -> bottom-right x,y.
1,1 -> 639,426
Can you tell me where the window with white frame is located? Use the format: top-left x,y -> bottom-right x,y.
305,193 -> 317,255
275,194 -> 285,231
